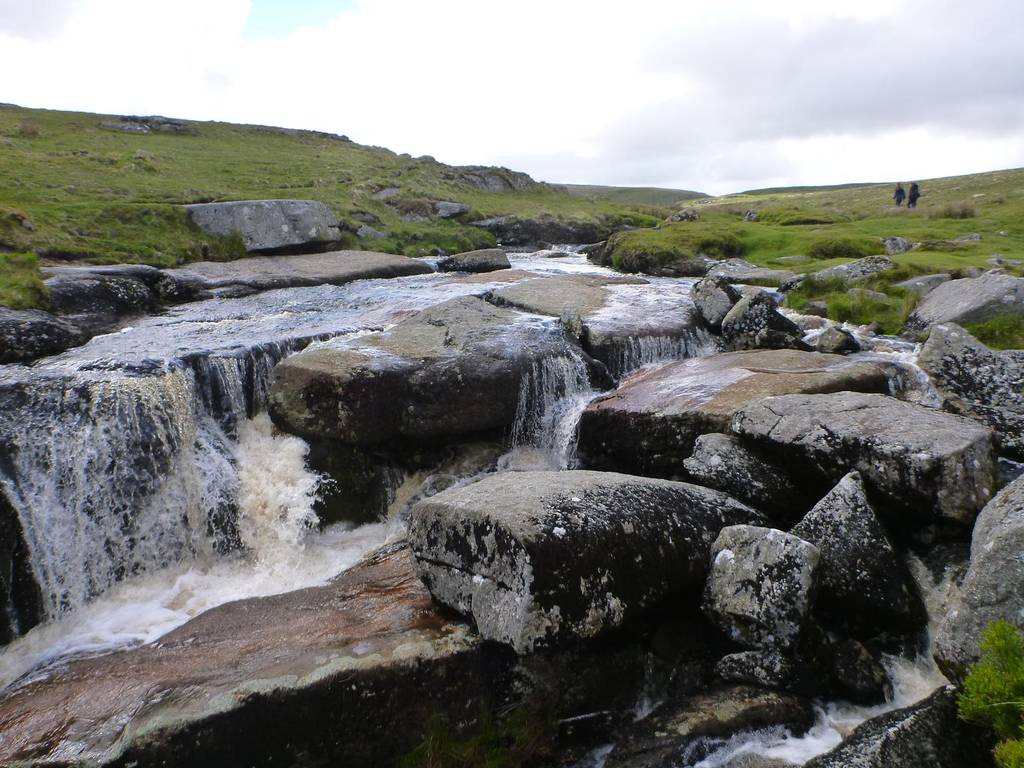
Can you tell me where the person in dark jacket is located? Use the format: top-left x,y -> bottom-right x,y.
907,183 -> 921,208
893,183 -> 906,206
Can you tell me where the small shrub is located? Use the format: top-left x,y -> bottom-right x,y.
17,119 -> 40,138
805,237 -> 874,260
959,620 -> 1024,768
929,201 -> 976,219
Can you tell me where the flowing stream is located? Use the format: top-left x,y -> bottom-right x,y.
0,250 -> 708,689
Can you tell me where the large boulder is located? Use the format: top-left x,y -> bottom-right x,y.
917,323 -> 1024,460
804,686 -> 995,768
934,476 -> 1024,682
702,525 -> 820,652
489,274 -> 711,376
576,350 -> 901,477
691,275 -> 742,331
437,248 -> 511,273
408,470 -> 763,653
165,250 -> 431,293
470,214 -> 610,245
184,199 -> 344,254
791,472 -> 925,637
905,271 -> 1024,331
269,296 -> 597,446
0,308 -> 84,364
720,292 -> 810,351
732,392 -> 998,526
705,258 -> 798,286
682,433 -> 809,522
44,272 -> 156,333
809,255 -> 896,284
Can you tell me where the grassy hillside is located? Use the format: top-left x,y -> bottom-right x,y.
0,105 -> 661,308
563,184 -> 706,207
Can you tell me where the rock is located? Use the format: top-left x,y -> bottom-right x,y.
579,240 -> 608,262
732,392 -> 999,526
848,287 -> 889,302
372,186 -> 400,200
955,232 -> 982,242
715,650 -> 809,693
165,250 -> 431,293
453,165 -> 535,192
706,258 -> 798,286
809,255 -> 897,284
917,323 -> 1024,460
882,236 -> 913,255
434,200 -> 471,218
184,199 -> 343,254
812,325 -> 860,354
269,296 -> 599,446
743,209 -> 759,222
0,308 -> 84,364
488,273 -> 710,377
0,492 -> 43,644
721,292 -> 811,351
408,470 -> 763,653
470,214 -> 610,246
804,686 -> 995,768
355,223 -> 387,239
804,300 -> 828,317
576,350 -> 901,477
44,273 -> 156,332
892,273 -> 950,296
905,271 -> 1024,331
692,276 -> 742,331
666,208 -> 700,222
703,525 -> 820,652
605,685 -> 814,768
791,472 -> 925,637
436,248 -> 511,273
829,638 -> 892,705
683,433 -> 809,522
934,475 -> 1024,682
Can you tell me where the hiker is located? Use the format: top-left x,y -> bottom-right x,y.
907,183 -> 921,209
893,183 -> 906,207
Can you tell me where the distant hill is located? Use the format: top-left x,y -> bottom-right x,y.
562,184 -> 706,208
735,182 -> 880,196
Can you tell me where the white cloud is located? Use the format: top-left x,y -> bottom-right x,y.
1,0 -> 1022,193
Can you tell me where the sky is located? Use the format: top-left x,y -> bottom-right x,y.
1,0 -> 1022,194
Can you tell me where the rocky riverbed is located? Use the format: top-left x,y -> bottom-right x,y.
0,243 -> 1021,767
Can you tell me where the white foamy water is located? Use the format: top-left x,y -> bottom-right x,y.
0,415 -> 392,691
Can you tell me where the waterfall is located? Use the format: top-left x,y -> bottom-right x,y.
0,340 -> 315,623
603,330 -> 717,379
502,352 -> 595,470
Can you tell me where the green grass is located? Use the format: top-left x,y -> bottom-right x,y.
965,317 -> 1024,350
959,620 -> 1024,768
0,104 -> 659,308
562,183 -> 705,207
0,253 -> 49,310
784,272 -> 921,334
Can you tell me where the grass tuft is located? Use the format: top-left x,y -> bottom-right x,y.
0,252 -> 49,310
929,201 -> 976,219
964,316 -> 1024,350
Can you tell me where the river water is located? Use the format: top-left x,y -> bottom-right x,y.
0,250 -> 949,766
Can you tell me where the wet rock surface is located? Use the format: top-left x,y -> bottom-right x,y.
790,472 -> 925,637
721,292 -> 810,351
268,295 -> 596,446
804,686 -> 995,768
715,649 -> 808,693
829,638 -> 892,705
732,391 -> 998,527
605,685 -> 815,768
905,270 -> 1024,331
812,325 -> 860,354
934,475 -> 1024,682
437,247 -> 511,273
576,349 -> 900,477
408,470 -> 763,653
917,323 -> 1024,460
703,525 -> 820,652
185,199 -> 344,253
166,249 -> 431,293
0,308 -> 84,363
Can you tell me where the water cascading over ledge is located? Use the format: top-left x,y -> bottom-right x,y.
0,337 -> 326,642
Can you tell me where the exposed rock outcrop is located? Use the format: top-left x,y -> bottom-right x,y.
437,248 -> 511,273
409,470 -> 762,653
184,199 -> 344,254
0,308 -> 84,363
934,475 -> 1024,682
917,323 -> 1024,460
791,472 -> 925,637
576,350 -> 900,477
703,525 -> 820,652
732,392 -> 998,527
269,296 -> 599,446
905,271 -> 1024,331
470,214 -> 611,245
